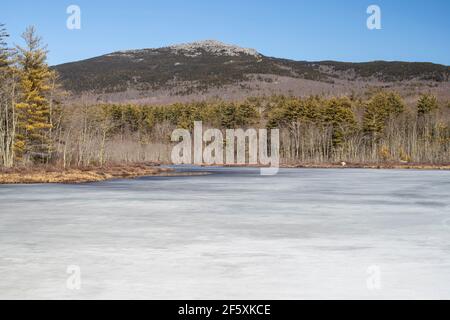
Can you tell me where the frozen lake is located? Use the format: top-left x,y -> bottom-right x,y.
0,167 -> 449,299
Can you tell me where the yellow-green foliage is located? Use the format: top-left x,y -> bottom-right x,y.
417,93 -> 439,116
266,95 -> 356,147
363,91 -> 405,137
15,26 -> 53,162
110,101 -> 259,130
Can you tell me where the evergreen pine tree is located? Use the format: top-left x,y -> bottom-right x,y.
417,93 -> 438,116
15,26 -> 53,163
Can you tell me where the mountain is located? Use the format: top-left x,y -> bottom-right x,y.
54,40 -> 450,104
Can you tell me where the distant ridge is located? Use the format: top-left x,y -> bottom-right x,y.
54,40 -> 450,104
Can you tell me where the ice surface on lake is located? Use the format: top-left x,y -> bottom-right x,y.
0,167 -> 449,299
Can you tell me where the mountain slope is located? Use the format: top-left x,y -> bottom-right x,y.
54,40 -> 450,103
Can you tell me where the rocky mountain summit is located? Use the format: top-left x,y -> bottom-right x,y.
166,40 -> 261,58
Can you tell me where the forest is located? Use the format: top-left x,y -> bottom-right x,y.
1,25 -> 449,170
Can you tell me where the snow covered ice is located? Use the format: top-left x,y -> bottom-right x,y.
0,167 -> 449,299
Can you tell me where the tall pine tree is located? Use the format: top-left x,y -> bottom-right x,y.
15,26 -> 53,163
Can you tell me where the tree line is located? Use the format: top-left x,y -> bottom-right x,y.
1,26 -> 449,168
50,92 -> 449,166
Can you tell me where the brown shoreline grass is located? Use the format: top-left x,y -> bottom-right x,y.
0,163 -> 174,184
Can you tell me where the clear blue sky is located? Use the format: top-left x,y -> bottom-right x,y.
2,0 -> 450,66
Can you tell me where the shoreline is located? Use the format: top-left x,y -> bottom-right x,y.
216,162 -> 450,170
280,162 -> 450,170
0,164 -> 185,185
1,162 -> 449,185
